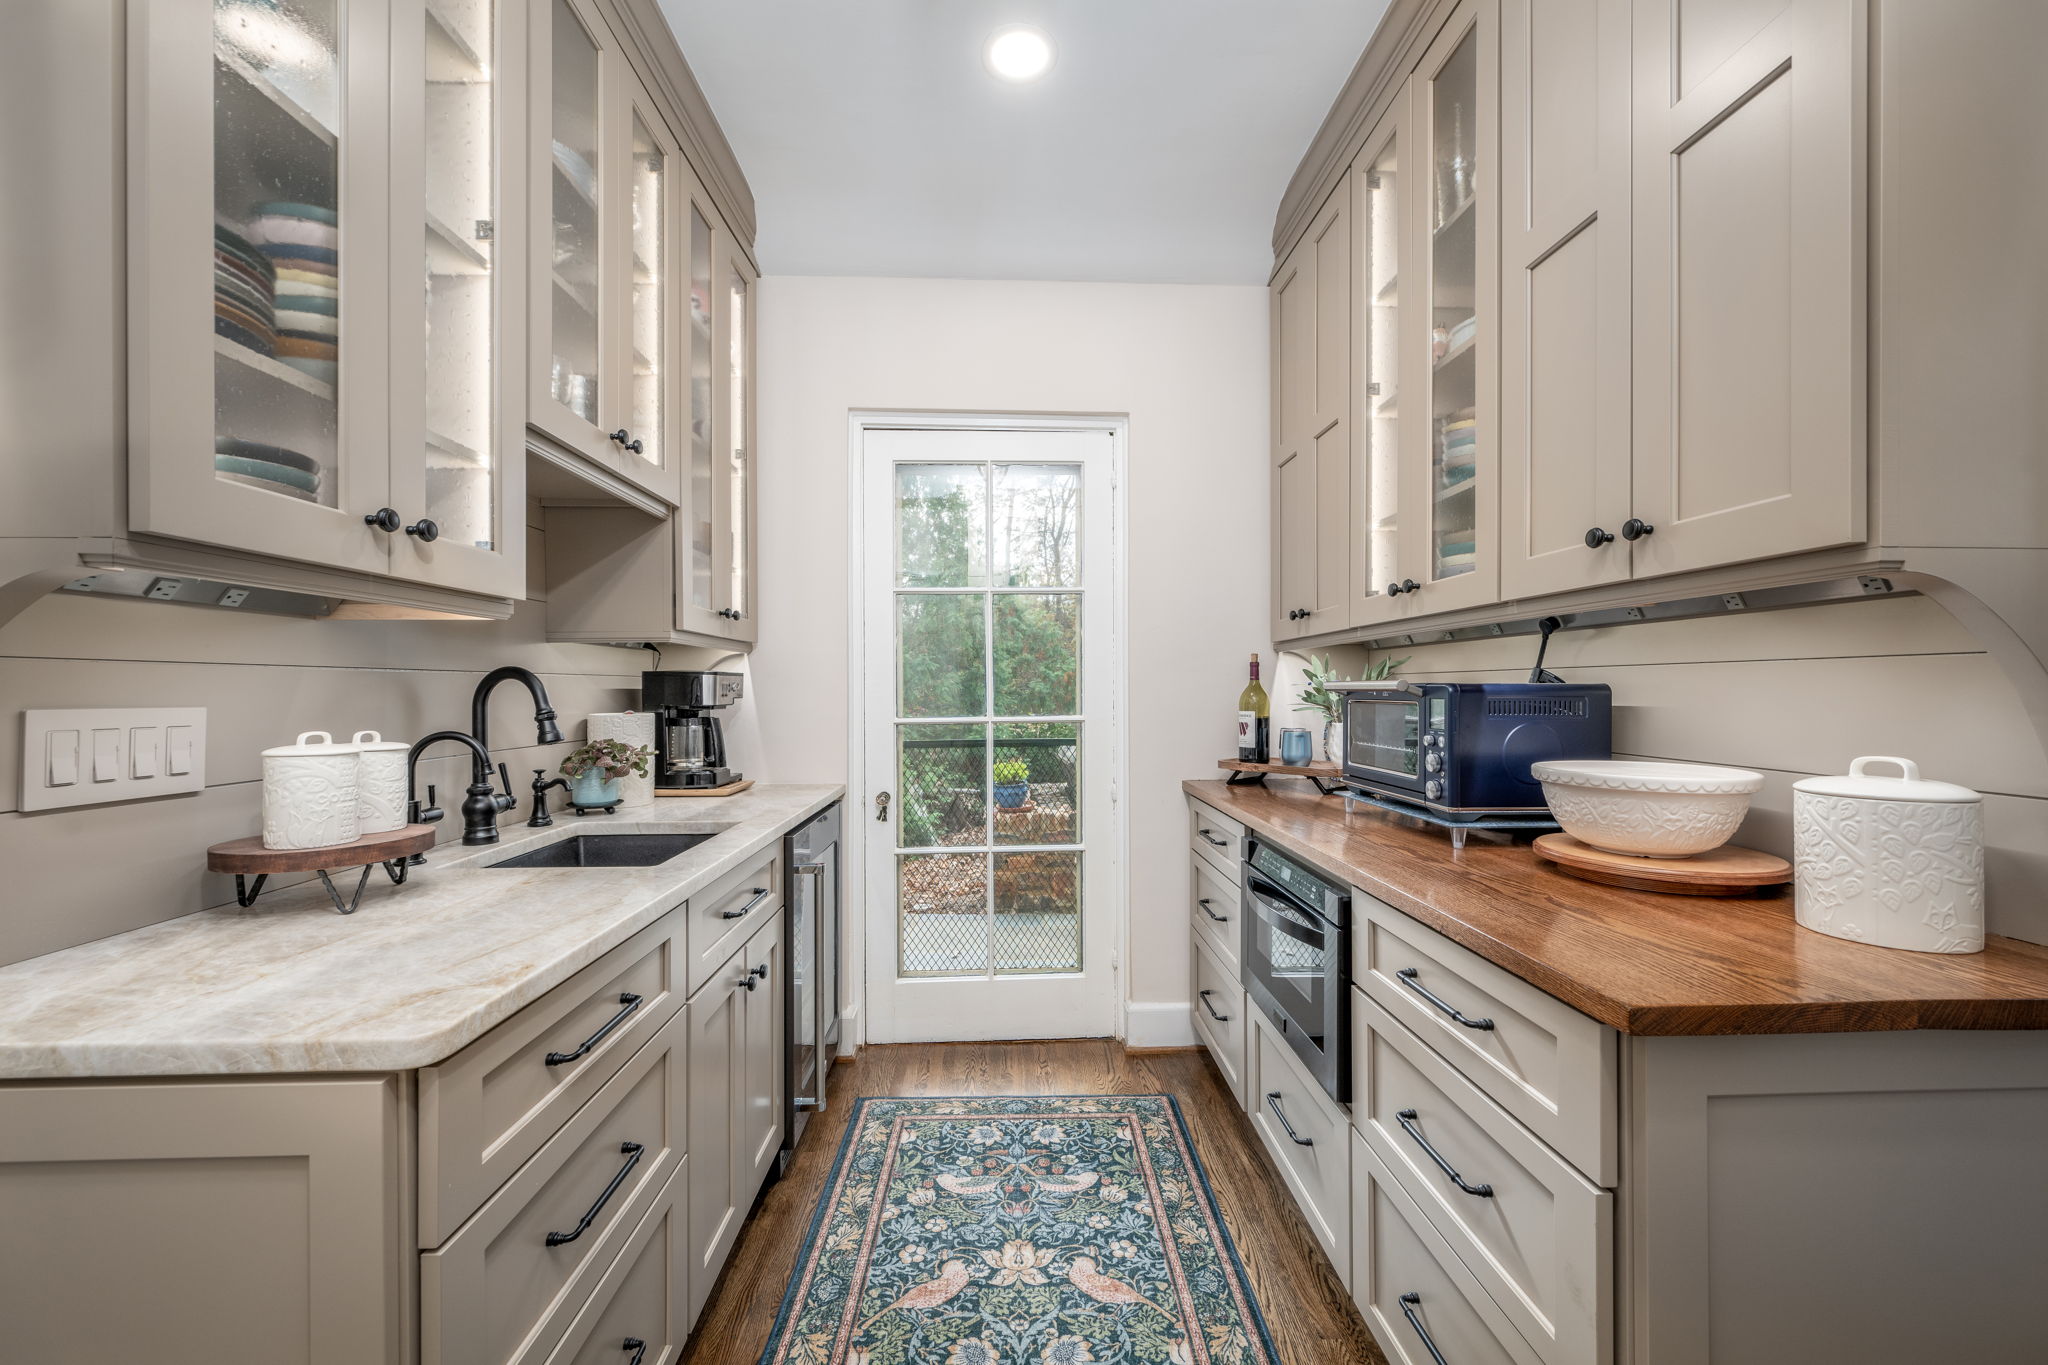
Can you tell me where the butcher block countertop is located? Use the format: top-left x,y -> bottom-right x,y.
1186,779 -> 2048,1036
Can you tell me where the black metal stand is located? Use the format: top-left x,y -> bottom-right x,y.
1225,769 -> 1268,787
572,801 -> 621,815
232,858 -> 412,915
1340,789 -> 1560,850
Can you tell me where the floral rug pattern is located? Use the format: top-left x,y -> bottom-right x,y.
759,1095 -> 1281,1365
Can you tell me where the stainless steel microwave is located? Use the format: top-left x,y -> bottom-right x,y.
1328,680 -> 1611,818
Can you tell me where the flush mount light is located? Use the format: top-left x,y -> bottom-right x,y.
985,25 -> 1055,82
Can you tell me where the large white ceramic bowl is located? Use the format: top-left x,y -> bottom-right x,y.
1531,759 -> 1765,858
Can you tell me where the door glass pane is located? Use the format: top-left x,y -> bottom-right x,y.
725,264 -> 750,613
687,204 -> 714,610
899,723 -> 985,850
1362,138 -> 1400,595
212,0 -> 341,507
547,0 -> 600,425
897,595 -> 985,717
628,110 -> 663,468
892,455 -> 1088,980
993,722 -> 1077,847
992,593 -> 1079,716
1429,29 -> 1479,582
899,853 -> 989,977
991,464 -> 1080,586
421,0 -> 495,550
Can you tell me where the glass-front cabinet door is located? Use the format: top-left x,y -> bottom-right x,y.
128,0 -> 393,575
712,237 -> 759,642
1402,0 -> 1499,614
386,0 -> 525,595
1351,110 -> 1408,626
675,181 -> 724,638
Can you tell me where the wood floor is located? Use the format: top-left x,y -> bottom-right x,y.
682,1040 -> 1388,1365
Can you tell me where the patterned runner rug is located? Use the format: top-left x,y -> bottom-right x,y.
759,1095 -> 1282,1365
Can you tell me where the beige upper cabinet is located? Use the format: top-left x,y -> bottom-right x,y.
707,234 -> 760,642
1349,111 -> 1412,628
1270,187 -> 1352,640
1629,0 -> 1866,576
126,0 -> 525,598
529,0 -> 681,504
1498,0 -> 1634,599
676,184 -> 724,637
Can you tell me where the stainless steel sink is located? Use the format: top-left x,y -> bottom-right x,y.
487,833 -> 713,868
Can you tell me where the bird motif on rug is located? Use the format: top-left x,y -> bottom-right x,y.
856,1258 -> 971,1332
1066,1255 -> 1176,1323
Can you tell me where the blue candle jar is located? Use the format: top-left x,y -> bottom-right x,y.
1279,727 -> 1313,766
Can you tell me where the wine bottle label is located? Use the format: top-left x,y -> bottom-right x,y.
1237,711 -> 1254,748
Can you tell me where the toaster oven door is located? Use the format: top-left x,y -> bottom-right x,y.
1344,693 -> 1425,793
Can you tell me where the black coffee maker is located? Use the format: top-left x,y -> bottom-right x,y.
643,670 -> 743,790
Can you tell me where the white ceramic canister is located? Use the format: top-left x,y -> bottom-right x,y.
587,711 -> 657,807
260,731 -> 361,850
1793,756 -> 1985,954
349,731 -> 411,835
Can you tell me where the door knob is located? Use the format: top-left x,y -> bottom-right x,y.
364,508 -> 401,533
404,518 -> 440,542
1622,518 -> 1655,540
1584,527 -> 1615,548
875,791 -> 891,822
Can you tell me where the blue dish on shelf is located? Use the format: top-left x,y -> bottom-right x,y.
214,437 -> 322,474
259,242 -> 339,266
214,453 -> 321,495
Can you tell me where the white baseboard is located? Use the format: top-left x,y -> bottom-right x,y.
835,1002 -> 861,1057
1124,1000 -> 1196,1049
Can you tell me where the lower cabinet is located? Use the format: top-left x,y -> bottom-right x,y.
1245,1009 -> 1351,1268
1190,932 -> 1247,1107
542,1164 -> 691,1365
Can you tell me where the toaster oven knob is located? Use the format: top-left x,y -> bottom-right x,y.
1424,752 -> 1443,774
1425,779 -> 1444,801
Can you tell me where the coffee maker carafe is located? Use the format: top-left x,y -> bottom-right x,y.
643,670 -> 743,790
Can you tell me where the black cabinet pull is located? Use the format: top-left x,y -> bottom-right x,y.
721,886 -> 770,920
1584,526 -> 1615,548
545,993 -> 644,1067
739,972 -> 758,992
751,961 -> 770,981
1622,517 -> 1655,540
1264,1092 -> 1314,1146
545,1142 -> 644,1246
622,1340 -> 647,1365
1396,1108 -> 1493,1197
1398,1293 -> 1452,1365
1199,989 -> 1231,1023
1197,829 -> 1227,848
1198,897 -> 1228,924
364,507 -> 401,533
1400,578 -> 1421,594
1395,967 -> 1495,1030
610,428 -> 630,446
405,518 -> 440,542
1386,581 -> 1402,596
625,437 -> 644,454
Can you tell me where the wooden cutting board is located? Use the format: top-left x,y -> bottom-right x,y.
1533,833 -> 1791,897
653,779 -> 754,798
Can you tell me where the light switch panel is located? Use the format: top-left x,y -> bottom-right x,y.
21,708 -> 206,811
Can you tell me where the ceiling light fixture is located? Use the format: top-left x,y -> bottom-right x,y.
985,25 -> 1055,82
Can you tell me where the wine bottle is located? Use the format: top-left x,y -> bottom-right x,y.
1237,653 -> 1270,763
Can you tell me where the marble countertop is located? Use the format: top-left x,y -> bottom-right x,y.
0,784 -> 844,1079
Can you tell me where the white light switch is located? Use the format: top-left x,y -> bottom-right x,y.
46,730 -> 78,787
92,729 -> 120,781
21,708 -> 207,811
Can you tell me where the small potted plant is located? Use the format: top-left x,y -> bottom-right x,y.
992,759 -> 1033,810
559,737 -> 652,812
1296,653 -> 1409,762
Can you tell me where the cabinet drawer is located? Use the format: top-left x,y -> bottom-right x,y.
422,1006 -> 687,1365
1190,852 -> 1240,972
1188,799 -> 1245,877
685,847 -> 783,998
1246,1011 -> 1350,1266
420,910 -> 687,1246
543,1163 -> 689,1365
1190,931 -> 1247,1107
1355,991 -> 1611,1365
1355,895 -> 1617,1185
1352,1132 -> 1544,1365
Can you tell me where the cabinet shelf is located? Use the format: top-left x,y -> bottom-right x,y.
215,334 -> 335,402
1433,332 -> 1476,373
552,269 -> 597,316
425,426 -> 486,467
551,149 -> 599,213
1375,272 -> 1400,303
423,1 -> 487,81
1435,474 -> 1476,502
425,209 -> 490,275
1433,195 -> 1474,239
216,48 -> 338,150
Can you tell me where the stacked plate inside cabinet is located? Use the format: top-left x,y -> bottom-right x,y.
249,201 -> 338,384
214,436 -> 323,503
213,220 -> 277,355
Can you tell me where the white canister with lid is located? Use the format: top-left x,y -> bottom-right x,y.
261,731 -> 361,850
349,731 -> 411,835
1793,756 -> 1984,954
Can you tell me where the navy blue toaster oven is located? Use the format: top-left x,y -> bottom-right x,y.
1330,680 -> 1612,818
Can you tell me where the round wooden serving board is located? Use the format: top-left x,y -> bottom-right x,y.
207,824 -> 437,874
1532,833 -> 1791,897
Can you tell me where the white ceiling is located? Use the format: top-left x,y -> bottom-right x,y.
655,1 -> 1392,285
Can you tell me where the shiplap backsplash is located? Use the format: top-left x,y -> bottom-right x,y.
1321,594 -> 2048,945
0,512 -> 746,967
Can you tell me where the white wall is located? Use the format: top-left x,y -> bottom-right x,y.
751,275 -> 1269,1047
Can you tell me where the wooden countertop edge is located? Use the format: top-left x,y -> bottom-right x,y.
1185,778 -> 2048,1037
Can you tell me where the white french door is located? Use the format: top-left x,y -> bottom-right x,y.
859,422 -> 1121,1043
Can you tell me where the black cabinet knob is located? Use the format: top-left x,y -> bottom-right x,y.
364,508 -> 401,533
1622,517 -> 1655,540
1400,578 -> 1420,594
609,428 -> 630,446
405,518 -> 440,542
1386,582 -> 1402,596
625,437 -> 644,454
1584,526 -> 1615,548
